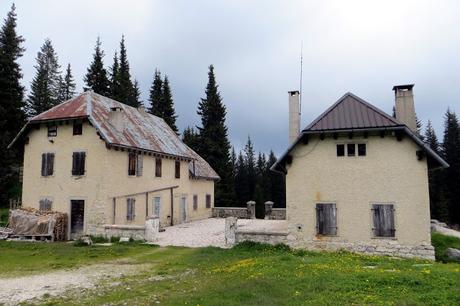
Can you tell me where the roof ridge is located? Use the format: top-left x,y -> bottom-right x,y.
346,92 -> 401,125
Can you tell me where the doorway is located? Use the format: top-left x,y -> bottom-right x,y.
70,200 -> 85,238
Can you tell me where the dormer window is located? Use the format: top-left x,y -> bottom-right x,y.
48,125 -> 57,137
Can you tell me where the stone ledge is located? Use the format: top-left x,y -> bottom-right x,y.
103,224 -> 146,230
237,230 -> 288,236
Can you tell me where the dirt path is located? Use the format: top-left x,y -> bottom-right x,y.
0,261 -> 150,306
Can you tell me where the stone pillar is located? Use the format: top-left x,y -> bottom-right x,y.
246,201 -> 256,219
145,217 -> 159,242
225,217 -> 237,247
264,201 -> 274,220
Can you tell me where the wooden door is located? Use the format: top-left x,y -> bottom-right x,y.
70,200 -> 85,236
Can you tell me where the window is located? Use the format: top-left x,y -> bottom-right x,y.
128,153 -> 143,176
127,198 -> 136,221
41,153 -> 54,176
72,152 -> 86,176
39,198 -> 52,211
175,161 -> 180,179
155,158 -> 162,177
316,203 -> 337,236
206,194 -> 211,209
47,125 -> 57,137
336,144 -> 345,157
358,144 -> 366,156
193,195 -> 198,211
372,204 -> 395,237
347,144 -> 355,156
73,122 -> 83,135
154,197 -> 161,217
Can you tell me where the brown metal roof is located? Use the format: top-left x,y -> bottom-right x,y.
16,91 -> 220,180
304,92 -> 403,131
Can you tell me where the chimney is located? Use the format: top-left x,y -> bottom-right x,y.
393,84 -> 417,132
288,90 -> 301,144
108,106 -> 125,132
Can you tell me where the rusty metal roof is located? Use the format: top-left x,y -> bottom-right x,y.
304,92 -> 403,131
18,91 -> 220,180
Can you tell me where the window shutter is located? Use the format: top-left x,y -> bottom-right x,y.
48,154 -> 54,176
316,204 -> 324,233
325,204 -> 337,235
79,152 -> 86,175
372,204 -> 395,237
39,199 -> 52,211
127,198 -> 136,220
155,158 -> 162,177
41,154 -> 46,176
72,152 -> 78,175
136,154 -> 143,176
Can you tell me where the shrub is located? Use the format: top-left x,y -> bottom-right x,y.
431,232 -> 460,263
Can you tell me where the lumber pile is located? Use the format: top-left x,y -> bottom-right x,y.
8,207 -> 68,241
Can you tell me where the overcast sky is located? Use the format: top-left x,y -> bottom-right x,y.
2,0 -> 460,154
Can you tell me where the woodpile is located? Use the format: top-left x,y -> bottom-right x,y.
8,207 -> 68,241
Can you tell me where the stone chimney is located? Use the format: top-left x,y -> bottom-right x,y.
288,91 -> 301,144
393,84 -> 417,132
108,106 -> 125,132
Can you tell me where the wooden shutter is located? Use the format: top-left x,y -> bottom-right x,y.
39,198 -> 52,211
206,194 -> 211,208
72,152 -> 85,175
47,153 -> 54,176
128,153 -> 136,176
155,158 -> 162,177
193,195 -> 198,211
316,203 -> 337,235
41,154 -> 46,176
72,152 -> 78,175
372,204 -> 395,237
127,198 -> 135,220
136,154 -> 143,176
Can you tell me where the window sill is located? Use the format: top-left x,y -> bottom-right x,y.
371,236 -> 397,240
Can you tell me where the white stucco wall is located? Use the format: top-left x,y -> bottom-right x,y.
285,133 -> 431,248
21,121 -> 215,237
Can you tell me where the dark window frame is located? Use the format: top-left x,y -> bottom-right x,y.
39,198 -> 53,211
73,122 -> 83,135
336,144 -> 345,157
155,158 -> 162,177
41,153 -> 55,176
193,195 -> 198,211
358,143 -> 366,156
175,160 -> 180,179
47,125 -> 57,137
72,152 -> 86,176
128,153 -> 137,176
347,143 -> 356,156
206,194 -> 211,209
316,203 -> 337,236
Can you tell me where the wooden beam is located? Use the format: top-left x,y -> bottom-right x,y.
170,188 -> 174,226
112,185 -> 179,200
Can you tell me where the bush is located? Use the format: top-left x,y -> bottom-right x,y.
0,208 -> 9,227
90,235 -> 109,243
431,232 -> 460,263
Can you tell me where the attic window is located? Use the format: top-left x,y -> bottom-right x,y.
128,153 -> 143,176
175,161 -> 180,179
73,122 -> 82,135
48,125 -> 57,137
358,144 -> 366,156
155,158 -> 162,177
347,144 -> 355,156
336,144 -> 345,157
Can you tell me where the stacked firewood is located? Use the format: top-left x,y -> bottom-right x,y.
53,212 -> 68,241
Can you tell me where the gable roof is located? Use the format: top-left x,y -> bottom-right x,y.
10,91 -> 220,180
271,92 -> 448,173
304,92 -> 403,131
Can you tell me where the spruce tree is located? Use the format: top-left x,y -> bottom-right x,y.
244,136 -> 257,200
84,37 -> 110,96
161,75 -> 178,132
0,3 -> 25,205
115,36 -> 135,106
26,39 -> 61,116
109,52 -> 121,99
131,79 -> 142,108
424,121 -> 446,221
58,63 -> 76,101
235,151 -> 248,206
441,110 -> 460,224
197,65 -> 234,206
182,126 -> 199,152
148,69 -> 163,116
267,150 -> 286,208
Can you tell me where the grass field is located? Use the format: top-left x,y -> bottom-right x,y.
0,239 -> 459,305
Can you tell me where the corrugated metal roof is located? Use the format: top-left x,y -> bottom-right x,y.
304,92 -> 402,131
23,91 -> 220,180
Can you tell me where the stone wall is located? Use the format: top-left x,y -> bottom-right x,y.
212,207 -> 248,219
104,224 -> 146,241
265,208 -> 286,220
236,231 -> 288,245
288,238 -> 435,260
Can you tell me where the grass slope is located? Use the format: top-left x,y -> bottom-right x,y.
0,241 -> 458,305
432,232 -> 460,263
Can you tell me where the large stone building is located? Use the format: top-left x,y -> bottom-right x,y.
10,91 -> 219,238
272,85 -> 448,259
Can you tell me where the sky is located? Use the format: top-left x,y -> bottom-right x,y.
1,0 -> 460,154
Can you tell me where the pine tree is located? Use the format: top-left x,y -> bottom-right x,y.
244,136 -> 257,200
196,65 -> 234,206
161,75 -> 178,132
58,63 -> 76,101
424,120 -> 447,221
267,150 -> 286,208
26,39 -> 61,116
148,69 -> 163,116
235,151 -> 248,206
131,79 -> 142,108
0,3 -> 25,205
441,110 -> 460,224
84,37 -> 110,96
109,52 -> 121,99
114,35 -> 136,106
182,126 -> 199,152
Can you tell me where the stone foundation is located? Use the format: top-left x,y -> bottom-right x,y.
236,231 -> 288,245
103,217 -> 159,242
288,238 -> 435,260
212,207 -> 249,219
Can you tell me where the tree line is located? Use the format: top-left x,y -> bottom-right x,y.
0,4 -> 285,209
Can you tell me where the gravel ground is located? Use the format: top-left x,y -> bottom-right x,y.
156,218 -> 288,248
0,261 -> 151,306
